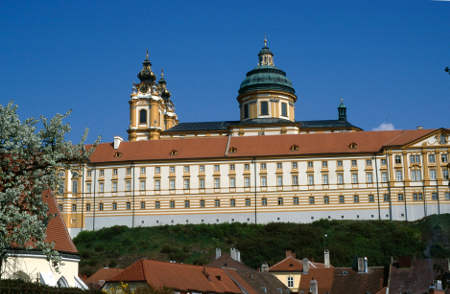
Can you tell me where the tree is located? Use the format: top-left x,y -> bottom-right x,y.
0,102 -> 97,277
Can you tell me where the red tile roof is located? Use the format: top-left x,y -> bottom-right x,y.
269,256 -> 326,273
298,267 -> 335,294
330,267 -> 385,294
86,268 -> 123,288
88,129 -> 437,163
108,259 -> 243,294
44,191 -> 78,254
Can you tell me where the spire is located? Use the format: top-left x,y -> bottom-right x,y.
158,68 -> 171,99
338,98 -> 347,121
137,50 -> 156,84
258,35 -> 274,66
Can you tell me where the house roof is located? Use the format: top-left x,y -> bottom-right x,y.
268,255 -> 326,273
86,268 -> 123,288
298,266 -> 335,294
89,129 -> 436,164
330,267 -> 385,294
107,259 -> 243,294
43,191 -> 78,254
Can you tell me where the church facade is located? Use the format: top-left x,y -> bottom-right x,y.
57,40 -> 450,236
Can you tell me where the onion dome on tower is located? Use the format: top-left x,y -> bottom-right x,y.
136,49 -> 156,93
237,37 -> 297,122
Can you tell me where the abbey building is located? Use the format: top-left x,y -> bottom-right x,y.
57,40 -> 449,236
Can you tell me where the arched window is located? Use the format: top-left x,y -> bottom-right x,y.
139,109 -> 147,124
57,276 -> 69,288
12,271 -> 31,282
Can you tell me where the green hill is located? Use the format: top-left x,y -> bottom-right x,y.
73,214 -> 450,276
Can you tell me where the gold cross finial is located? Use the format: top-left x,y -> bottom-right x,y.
264,34 -> 268,47
340,97 -> 344,103
161,68 -> 164,78
145,49 -> 149,60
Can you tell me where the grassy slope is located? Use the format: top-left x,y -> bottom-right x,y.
74,214 -> 450,276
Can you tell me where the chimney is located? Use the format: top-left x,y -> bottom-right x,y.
417,126 -> 424,130
357,257 -> 364,273
309,278 -> 318,294
236,249 -> 241,262
303,258 -> 309,274
261,263 -> 269,272
324,249 -> 330,268
285,250 -> 296,258
216,248 -> 221,259
364,257 -> 368,273
113,136 -> 124,150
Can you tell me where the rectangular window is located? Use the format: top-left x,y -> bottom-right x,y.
215,199 -> 220,207
260,101 -> 269,115
99,182 -> 104,193
430,169 -> 437,180
337,173 -> 344,184
126,180 -> 131,192
170,200 -> 175,208
394,155 -> 402,164
244,163 -> 250,170
169,166 -> 175,173
229,164 -> 235,171
354,195 -> 359,203
72,204 -> 77,212
277,175 -> 283,186
245,198 -> 251,207
155,201 -> 160,209
281,102 -> 288,117
112,202 -> 117,210
309,196 -> 315,204
262,198 -> 267,206
72,180 -> 78,194
446,192 -> 450,200
366,172 -> 373,183
86,183 -> 92,193
322,174 -> 329,185
140,167 -> 146,175
381,159 -> 387,165
112,181 -> 117,192
126,202 -> 131,210
277,162 -> 282,169
140,180 -> 146,191
381,172 -> 388,182
395,170 -> 403,181
398,193 -> 404,201
322,161 -> 328,168
411,170 -> 422,181
183,178 -> 190,189
292,175 -> 298,186
230,177 -> 236,188
214,164 -> 220,172
278,197 -> 284,206
86,203 -> 91,211
307,174 -> 314,185
155,166 -> 161,174
351,173 -> 358,184
337,160 -> 343,167
140,201 -> 145,209
413,192 -> 423,201
126,167 -> 131,175
155,180 -> 161,191
99,203 -> 104,211
169,179 -> 176,190
292,162 -> 298,169
415,155 -> 421,163
428,154 -> 436,163
214,178 -> 220,188
260,163 -> 267,170
87,170 -> 92,177
442,153 -> 448,163
368,194 -> 375,202
366,159 -> 372,166
293,197 -> 299,205
307,161 -> 313,168
184,200 -> 190,208
200,199 -> 205,208
230,199 -> 236,207
287,276 -> 294,288
351,160 -> 357,167
244,176 -> 250,187
324,196 -> 329,204
432,192 -> 438,200
339,195 -> 345,203
99,169 -> 104,177
383,194 -> 390,202
199,165 -> 205,172
199,178 -> 205,189
261,176 -> 267,187
183,166 -> 189,173
244,104 -> 249,119
113,168 -> 118,176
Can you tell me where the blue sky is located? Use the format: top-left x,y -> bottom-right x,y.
1,0 -> 449,143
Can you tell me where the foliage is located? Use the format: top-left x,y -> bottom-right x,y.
0,279 -> 102,293
74,214 -> 449,275
0,102 -> 96,275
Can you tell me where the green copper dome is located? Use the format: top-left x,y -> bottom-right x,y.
239,65 -> 295,95
238,42 -> 295,95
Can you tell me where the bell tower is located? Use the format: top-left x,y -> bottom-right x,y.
127,51 -> 178,141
